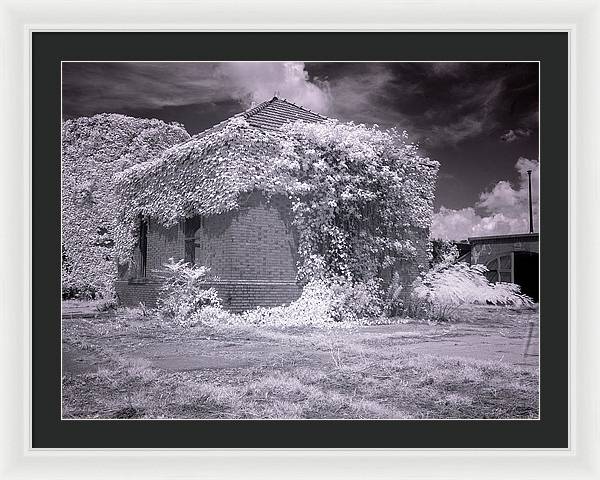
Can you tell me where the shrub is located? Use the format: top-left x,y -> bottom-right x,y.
156,258 -> 221,325
95,299 -> 118,313
62,285 -> 98,300
138,302 -> 151,317
240,277 -> 383,328
188,276 -> 384,329
430,239 -> 460,267
410,262 -> 534,321
401,295 -> 434,320
189,305 -> 234,327
329,277 -> 384,321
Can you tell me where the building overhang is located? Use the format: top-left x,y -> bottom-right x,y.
468,232 -> 539,243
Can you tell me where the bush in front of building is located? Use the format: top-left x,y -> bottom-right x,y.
156,258 -> 221,326
183,276 -> 383,329
409,261 -> 534,321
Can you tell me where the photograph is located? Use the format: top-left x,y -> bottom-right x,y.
60,60 -> 540,420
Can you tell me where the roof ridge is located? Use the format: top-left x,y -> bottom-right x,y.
241,97 -> 278,119
189,96 -> 326,141
242,96 -> 328,120
276,97 -> 328,120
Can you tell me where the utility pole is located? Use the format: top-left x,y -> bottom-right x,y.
527,170 -> 534,233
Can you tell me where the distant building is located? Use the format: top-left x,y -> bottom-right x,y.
467,233 -> 539,301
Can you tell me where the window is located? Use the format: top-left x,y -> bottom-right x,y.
183,216 -> 202,265
485,253 -> 513,283
193,217 -> 206,266
138,218 -> 148,277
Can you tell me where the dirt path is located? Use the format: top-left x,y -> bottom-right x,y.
62,305 -> 539,375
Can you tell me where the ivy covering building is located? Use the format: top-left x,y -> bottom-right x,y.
113,97 -> 439,311
61,114 -> 190,298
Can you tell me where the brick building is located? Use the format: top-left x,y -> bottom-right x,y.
115,97 -> 434,311
115,191 -> 302,312
468,233 -> 539,301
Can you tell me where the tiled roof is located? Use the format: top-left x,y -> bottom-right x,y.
241,97 -> 327,130
187,97 -> 327,143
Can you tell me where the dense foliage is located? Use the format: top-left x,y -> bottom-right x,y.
187,277 -> 384,329
242,277 -> 384,326
115,117 -> 438,283
154,262 -> 384,329
430,239 -> 460,266
62,114 -> 190,298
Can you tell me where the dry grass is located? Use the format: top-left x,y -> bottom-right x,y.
63,309 -> 539,419
62,304 -> 539,420
63,354 -> 537,419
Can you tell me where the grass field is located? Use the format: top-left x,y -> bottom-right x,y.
62,302 -> 539,419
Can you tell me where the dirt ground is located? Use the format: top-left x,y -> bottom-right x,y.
62,302 -> 539,419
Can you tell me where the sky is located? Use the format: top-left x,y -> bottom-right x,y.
62,61 -> 539,241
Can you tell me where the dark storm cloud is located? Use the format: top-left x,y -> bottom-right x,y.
62,62 -> 332,118
63,62 -> 222,114
501,128 -> 532,143
306,62 -> 538,148
63,61 -> 538,149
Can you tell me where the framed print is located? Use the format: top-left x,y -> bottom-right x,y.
1,0 -> 599,478
39,31 -> 563,446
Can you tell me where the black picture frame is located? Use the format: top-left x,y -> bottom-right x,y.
34,32 -> 568,448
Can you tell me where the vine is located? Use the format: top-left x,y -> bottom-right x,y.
115,117 -> 438,284
62,113 -> 190,298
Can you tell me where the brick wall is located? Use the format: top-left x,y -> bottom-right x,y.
115,192 -> 301,311
115,192 -> 431,309
115,279 -> 162,307
146,221 -> 184,274
117,221 -> 184,280
114,279 -> 301,311
188,193 -> 298,283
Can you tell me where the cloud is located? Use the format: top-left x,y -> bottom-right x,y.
429,62 -> 465,77
62,62 -> 331,116
500,130 -> 518,142
478,157 -> 539,214
500,128 -> 532,143
431,157 -> 539,240
62,63 -> 222,114
427,116 -> 486,146
324,64 -> 410,126
321,63 -> 536,150
431,207 -> 532,241
419,76 -> 506,147
519,110 -> 539,130
217,62 -> 332,113
324,63 -> 508,147
62,61 -> 539,150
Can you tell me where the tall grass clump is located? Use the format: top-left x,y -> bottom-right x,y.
383,272 -> 404,317
410,262 -> 534,321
